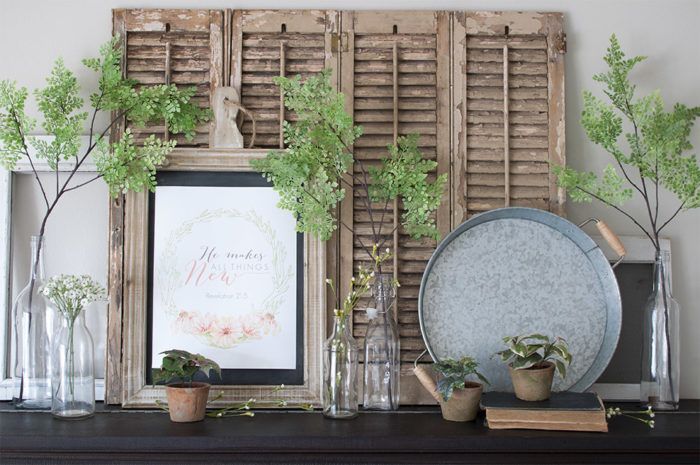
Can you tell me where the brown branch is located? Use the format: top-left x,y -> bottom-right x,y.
656,202 -> 685,235
9,109 -> 49,208
624,96 -> 658,234
339,220 -> 373,261
576,186 -> 658,248
377,197 -> 390,238
63,174 -> 102,193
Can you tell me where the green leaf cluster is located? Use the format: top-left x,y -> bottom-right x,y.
495,334 -> 572,379
433,356 -> 489,401
251,69 -> 447,244
554,34 -> 700,231
0,81 -> 35,169
0,36 -> 210,198
251,70 -> 359,240
370,134 -> 447,240
152,349 -> 221,385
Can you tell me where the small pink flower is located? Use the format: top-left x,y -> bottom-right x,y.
174,310 -> 196,333
192,314 -> 215,335
212,316 -> 241,347
259,312 -> 278,334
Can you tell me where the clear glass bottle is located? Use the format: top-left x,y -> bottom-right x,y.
12,236 -> 52,409
641,250 -> 680,410
363,273 -> 400,410
322,315 -> 359,419
52,307 -> 95,419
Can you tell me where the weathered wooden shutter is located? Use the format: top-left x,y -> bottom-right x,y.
337,11 -> 451,403
229,10 -> 339,149
114,9 -> 222,147
452,12 -> 565,224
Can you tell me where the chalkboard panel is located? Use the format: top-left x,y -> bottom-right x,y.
596,263 -> 653,384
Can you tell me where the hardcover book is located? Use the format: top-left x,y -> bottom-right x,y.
480,392 -> 608,432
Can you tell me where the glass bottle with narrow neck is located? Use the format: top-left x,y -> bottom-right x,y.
322,315 -> 359,419
12,235 -> 53,409
363,273 -> 400,410
641,250 -> 680,410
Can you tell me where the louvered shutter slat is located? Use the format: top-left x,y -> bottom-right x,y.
338,12 -> 450,393
120,9 -> 222,147
232,10 -> 337,149
454,12 -> 565,220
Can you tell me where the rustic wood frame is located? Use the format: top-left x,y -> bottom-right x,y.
109,149 -> 325,407
105,9 -> 566,405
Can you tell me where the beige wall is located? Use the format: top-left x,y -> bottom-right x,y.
2,0 -> 698,397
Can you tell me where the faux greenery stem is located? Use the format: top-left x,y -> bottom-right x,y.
555,35 -> 699,406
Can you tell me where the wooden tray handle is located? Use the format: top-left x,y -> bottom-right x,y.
595,220 -> 626,259
413,365 -> 443,404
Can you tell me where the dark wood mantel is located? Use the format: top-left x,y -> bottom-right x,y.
1,401 -> 698,464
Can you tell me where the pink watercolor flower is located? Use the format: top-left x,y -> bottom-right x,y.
174,310 -> 196,333
212,316 -> 241,347
259,312 -> 278,335
192,314 -> 215,335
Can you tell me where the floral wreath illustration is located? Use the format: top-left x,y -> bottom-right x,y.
157,208 -> 293,349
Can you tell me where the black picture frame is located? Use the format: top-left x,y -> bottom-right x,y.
146,171 -> 304,386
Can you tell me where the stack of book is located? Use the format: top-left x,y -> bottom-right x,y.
480,391 -> 608,432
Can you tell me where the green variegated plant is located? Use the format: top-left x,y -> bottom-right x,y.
152,349 -> 221,387
434,356 -> 489,401
496,334 -> 572,379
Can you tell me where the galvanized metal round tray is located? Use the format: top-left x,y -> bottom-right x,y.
418,207 -> 622,392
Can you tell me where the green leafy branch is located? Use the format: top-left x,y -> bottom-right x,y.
251,70 -> 447,265
554,34 -> 700,251
0,36 -> 209,316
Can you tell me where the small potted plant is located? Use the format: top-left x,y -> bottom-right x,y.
496,334 -> 572,401
414,356 -> 489,422
153,349 -> 221,423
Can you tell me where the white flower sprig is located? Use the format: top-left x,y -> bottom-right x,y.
326,244 -> 398,321
605,405 -> 655,428
42,274 -> 106,321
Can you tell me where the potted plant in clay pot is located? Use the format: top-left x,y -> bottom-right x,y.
153,350 -> 221,423
414,356 -> 489,422
496,334 -> 572,401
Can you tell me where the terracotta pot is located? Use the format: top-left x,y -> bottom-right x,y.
439,382 -> 483,422
165,382 -> 210,422
509,362 -> 555,401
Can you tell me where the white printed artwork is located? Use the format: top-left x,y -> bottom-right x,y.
151,185 -> 298,370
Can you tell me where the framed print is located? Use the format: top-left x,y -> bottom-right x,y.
110,150 -> 325,408
147,171 -> 304,385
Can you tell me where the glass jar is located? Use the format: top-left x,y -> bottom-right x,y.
363,273 -> 400,410
641,250 -> 680,410
52,308 -> 95,419
12,235 -> 53,409
322,315 -> 359,419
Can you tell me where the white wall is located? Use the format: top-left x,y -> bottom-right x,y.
1,0 -> 699,397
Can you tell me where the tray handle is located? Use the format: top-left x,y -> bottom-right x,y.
579,218 -> 626,268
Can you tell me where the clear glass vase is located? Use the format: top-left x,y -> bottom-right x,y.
363,273 -> 400,410
11,235 -> 53,409
52,308 -> 95,419
323,315 -> 359,419
641,250 -> 680,410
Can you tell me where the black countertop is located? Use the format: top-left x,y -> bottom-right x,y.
1,401 -> 698,464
